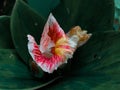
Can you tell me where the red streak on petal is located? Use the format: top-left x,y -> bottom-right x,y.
32,42 -> 64,73
48,22 -> 65,43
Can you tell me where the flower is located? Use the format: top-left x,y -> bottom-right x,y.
27,13 -> 92,73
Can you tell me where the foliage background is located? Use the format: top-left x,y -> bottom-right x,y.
0,0 -> 120,90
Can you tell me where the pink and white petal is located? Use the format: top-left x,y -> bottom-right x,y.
40,13 -> 66,53
27,35 -> 50,72
39,19 -> 54,53
36,55 -> 64,73
27,34 -> 42,62
27,35 -> 65,73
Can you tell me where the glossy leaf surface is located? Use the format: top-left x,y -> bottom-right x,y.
52,0 -> 114,32
0,49 -> 60,89
27,0 -> 60,18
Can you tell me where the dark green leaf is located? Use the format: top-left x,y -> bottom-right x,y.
52,0 -> 114,32
0,16 -> 14,48
27,0 -> 60,18
42,31 -> 120,90
0,49 -> 60,89
72,31 -> 120,75
0,0 -> 15,15
43,75 -> 120,90
11,0 -> 45,64
0,0 -> 27,15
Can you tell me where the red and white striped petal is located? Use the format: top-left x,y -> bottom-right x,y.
40,13 -> 66,54
27,34 -> 65,73
27,34 -> 42,62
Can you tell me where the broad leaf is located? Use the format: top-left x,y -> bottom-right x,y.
52,0 -> 114,32
41,31 -> 120,90
27,0 -> 60,18
0,49 -> 60,89
11,0 -> 45,64
0,16 -> 14,48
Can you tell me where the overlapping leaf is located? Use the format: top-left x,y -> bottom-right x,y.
0,49 -> 60,89
0,16 -> 14,48
52,0 -> 114,32
27,0 -> 114,32
27,0 -> 60,18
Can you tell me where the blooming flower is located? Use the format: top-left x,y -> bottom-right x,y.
27,13 -> 92,73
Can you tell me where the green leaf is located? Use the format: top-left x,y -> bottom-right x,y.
0,49 -> 60,89
0,0 -> 15,15
27,0 -> 60,18
11,0 -> 45,64
0,0 -> 27,15
0,16 -> 14,48
52,0 -> 114,32
72,31 -> 120,75
41,31 -> 120,90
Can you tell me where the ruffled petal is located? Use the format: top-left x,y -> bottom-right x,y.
67,26 -> 92,48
